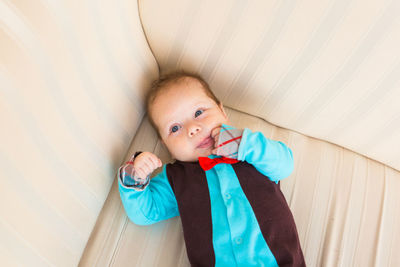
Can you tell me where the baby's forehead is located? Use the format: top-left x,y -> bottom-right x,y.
150,80 -> 210,114
156,79 -> 207,101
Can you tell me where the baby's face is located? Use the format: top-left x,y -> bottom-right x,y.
150,78 -> 229,162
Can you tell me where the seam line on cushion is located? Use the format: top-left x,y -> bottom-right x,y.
109,215 -> 129,266
137,0 -> 160,74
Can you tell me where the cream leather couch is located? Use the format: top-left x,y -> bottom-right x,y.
1,0 -> 400,266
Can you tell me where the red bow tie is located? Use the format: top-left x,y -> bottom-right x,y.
198,156 -> 239,171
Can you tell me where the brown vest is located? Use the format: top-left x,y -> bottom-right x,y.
166,160 -> 305,267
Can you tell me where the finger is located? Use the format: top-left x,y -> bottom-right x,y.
154,156 -> 162,167
213,133 -> 220,145
149,155 -> 162,169
134,160 -> 150,176
141,161 -> 152,175
135,167 -> 146,179
149,153 -> 162,167
211,127 -> 221,138
147,156 -> 157,170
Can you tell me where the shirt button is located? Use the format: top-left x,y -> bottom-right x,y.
225,193 -> 231,199
235,237 -> 243,245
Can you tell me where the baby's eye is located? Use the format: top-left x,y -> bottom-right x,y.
171,125 -> 181,133
195,109 -> 203,118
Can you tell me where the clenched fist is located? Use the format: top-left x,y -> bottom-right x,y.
210,124 -> 243,158
211,126 -> 222,155
132,152 -> 163,179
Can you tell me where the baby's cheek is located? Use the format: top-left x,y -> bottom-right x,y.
165,138 -> 187,157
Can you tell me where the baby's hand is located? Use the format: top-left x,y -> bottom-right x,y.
132,152 -> 162,179
211,127 -> 222,155
211,125 -> 243,158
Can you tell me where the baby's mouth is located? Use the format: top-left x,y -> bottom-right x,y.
197,136 -> 214,149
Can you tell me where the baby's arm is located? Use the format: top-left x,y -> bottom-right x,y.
213,124 -> 294,183
237,128 -> 294,182
118,152 -> 179,225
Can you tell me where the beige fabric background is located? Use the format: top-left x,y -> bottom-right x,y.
139,0 -> 400,171
1,0 -> 158,265
1,0 -> 400,266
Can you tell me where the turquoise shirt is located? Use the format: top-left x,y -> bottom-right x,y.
118,127 -> 294,266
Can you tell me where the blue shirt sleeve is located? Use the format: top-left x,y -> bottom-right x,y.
237,128 -> 294,183
118,164 -> 180,225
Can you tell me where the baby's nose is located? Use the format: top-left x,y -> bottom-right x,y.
188,125 -> 201,137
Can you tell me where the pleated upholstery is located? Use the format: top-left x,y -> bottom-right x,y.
139,0 -> 400,172
0,0 -> 158,266
2,0 -> 400,266
80,108 -> 400,266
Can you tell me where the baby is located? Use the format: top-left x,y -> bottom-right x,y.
118,71 -> 305,267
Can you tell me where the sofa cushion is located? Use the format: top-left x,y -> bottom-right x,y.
0,0 -> 157,265
80,107 -> 400,266
139,0 -> 400,171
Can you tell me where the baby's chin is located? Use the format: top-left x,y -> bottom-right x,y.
196,150 -> 214,160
